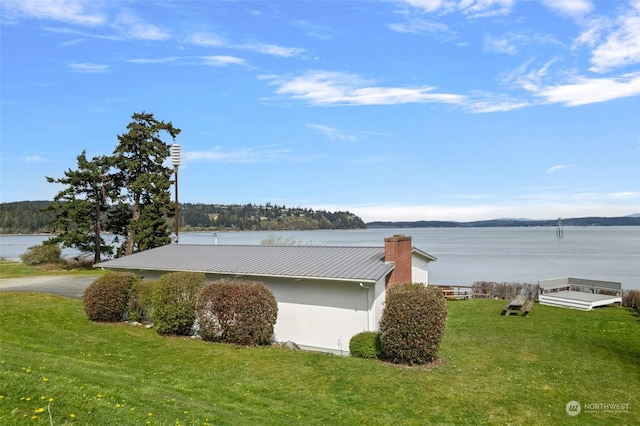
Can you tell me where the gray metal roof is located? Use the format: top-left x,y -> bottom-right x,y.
96,244 -> 397,283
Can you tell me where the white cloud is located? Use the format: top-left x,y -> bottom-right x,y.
187,32 -> 304,58
126,55 -> 246,67
459,0 -> 514,18
127,57 -> 181,64
387,16 -> 453,35
263,70 -> 465,106
187,32 -> 227,47
25,155 -> 48,163
466,97 -> 530,113
546,165 -> 569,174
306,124 -> 358,142
293,20 -> 335,41
201,56 -> 247,67
2,0 -> 106,26
124,22 -> 169,41
2,1 -> 169,41
327,194 -> 639,222
573,16 -> 609,47
242,42 -> 305,58
540,0 -> 593,16
588,2 -> 640,72
184,145 -> 291,163
506,58 -> 640,106
484,34 -> 519,54
609,191 -> 640,200
534,72 -> 640,106
68,63 -> 109,73
391,0 -> 514,18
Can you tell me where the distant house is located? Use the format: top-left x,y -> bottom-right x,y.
96,235 -> 436,355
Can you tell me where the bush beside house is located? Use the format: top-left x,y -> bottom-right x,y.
128,279 -> 155,323
83,272 -> 140,322
349,331 -> 382,359
195,278 -> 278,346
379,283 -> 448,365
152,271 -> 205,335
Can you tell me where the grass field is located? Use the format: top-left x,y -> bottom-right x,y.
0,261 -> 106,279
0,292 -> 638,425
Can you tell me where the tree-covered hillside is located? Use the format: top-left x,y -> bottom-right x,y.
0,201 -> 366,234
368,217 -> 640,228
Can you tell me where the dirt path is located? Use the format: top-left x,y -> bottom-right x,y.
0,276 -> 99,300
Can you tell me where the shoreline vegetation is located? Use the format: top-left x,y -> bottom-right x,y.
1,201 -> 639,234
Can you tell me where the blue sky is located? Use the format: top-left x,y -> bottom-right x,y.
1,0 -> 639,222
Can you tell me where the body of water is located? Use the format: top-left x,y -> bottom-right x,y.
1,227 -> 639,289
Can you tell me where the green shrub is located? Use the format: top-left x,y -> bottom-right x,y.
349,331 -> 382,359
128,279 -> 156,322
20,244 -> 62,266
379,283 -> 448,365
195,279 -> 278,346
152,272 -> 205,335
472,281 -> 538,300
61,255 -> 95,270
83,273 -> 140,322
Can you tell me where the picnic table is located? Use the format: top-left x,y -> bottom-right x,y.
501,295 -> 534,316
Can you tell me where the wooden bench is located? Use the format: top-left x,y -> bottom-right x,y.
522,300 -> 534,316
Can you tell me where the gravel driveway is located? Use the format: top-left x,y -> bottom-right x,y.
0,276 -> 99,300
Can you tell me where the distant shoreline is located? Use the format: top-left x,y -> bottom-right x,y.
367,217 -> 640,228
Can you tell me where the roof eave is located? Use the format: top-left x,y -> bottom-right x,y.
98,265 -> 385,284
412,247 -> 438,261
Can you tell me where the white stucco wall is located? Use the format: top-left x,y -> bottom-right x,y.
412,254 -> 430,284
134,270 -> 386,355
261,277 -> 384,355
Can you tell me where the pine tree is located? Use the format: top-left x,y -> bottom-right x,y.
45,151 -> 116,263
110,112 -> 181,256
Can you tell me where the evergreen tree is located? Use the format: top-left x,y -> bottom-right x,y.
45,151 -> 116,263
110,112 -> 180,256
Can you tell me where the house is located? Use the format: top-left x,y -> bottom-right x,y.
96,235 -> 436,355
538,277 -> 622,311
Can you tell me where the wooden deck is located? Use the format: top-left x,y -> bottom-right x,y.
538,277 -> 622,311
538,291 -> 622,311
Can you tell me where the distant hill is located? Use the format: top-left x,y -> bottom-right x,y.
0,201 -> 366,234
2,201 -> 638,233
367,216 -> 640,228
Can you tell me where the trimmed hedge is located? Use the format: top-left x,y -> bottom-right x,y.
195,279 -> 278,346
379,283 -> 448,365
83,272 -> 140,322
152,272 -> 205,335
349,331 -> 382,359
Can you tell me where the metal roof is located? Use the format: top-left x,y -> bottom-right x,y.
96,244 -> 397,283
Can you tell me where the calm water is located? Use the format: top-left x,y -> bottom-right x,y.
2,227 -> 639,289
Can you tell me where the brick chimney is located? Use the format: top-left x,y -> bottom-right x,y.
384,235 -> 412,286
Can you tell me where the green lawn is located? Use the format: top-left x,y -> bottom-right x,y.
0,293 -> 638,425
0,261 -> 106,279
